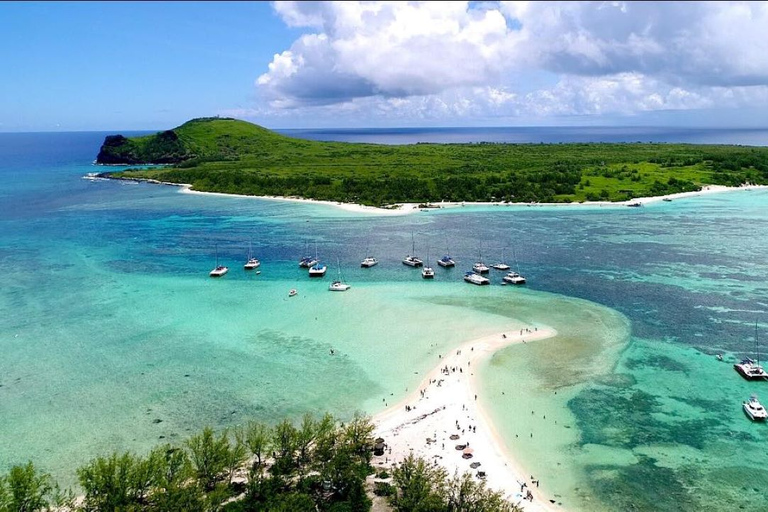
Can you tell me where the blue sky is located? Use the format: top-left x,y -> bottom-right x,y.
2,1 -> 768,132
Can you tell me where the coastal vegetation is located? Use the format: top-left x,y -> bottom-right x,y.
0,413 -> 517,512
99,118 -> 768,206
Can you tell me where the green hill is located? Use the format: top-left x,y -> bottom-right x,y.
97,118 -> 768,205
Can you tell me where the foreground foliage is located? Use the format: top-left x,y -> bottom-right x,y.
99,118 -> 768,206
1,413 -> 521,512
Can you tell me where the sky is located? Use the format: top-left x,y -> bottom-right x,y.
2,1 -> 768,132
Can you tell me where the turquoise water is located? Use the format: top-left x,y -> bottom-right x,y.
2,132 -> 768,509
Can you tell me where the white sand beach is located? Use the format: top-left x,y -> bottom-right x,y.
371,325 -> 561,511
174,181 -> 767,216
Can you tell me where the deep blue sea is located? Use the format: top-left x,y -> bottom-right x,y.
1,128 -> 768,510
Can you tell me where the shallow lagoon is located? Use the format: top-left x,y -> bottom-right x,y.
1,132 -> 768,509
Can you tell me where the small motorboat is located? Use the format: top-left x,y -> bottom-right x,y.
289,289 -> 297,297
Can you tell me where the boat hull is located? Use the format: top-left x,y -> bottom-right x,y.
403,258 -> 423,267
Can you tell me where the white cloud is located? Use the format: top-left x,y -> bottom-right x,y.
253,1 -> 768,123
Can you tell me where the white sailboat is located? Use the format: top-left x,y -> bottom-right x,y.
329,258 -> 351,291
209,246 -> 228,277
403,232 -> 423,267
464,271 -> 490,285
422,245 -> 435,279
361,245 -> 378,267
734,321 -> 768,380
244,241 -> 261,270
299,241 -> 317,268
491,247 -> 510,271
308,244 -> 327,277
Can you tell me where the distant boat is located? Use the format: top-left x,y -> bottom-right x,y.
437,255 -> 455,267
308,244 -> 327,277
244,242 -> 261,270
503,271 -> 526,285
663,198 -> 673,202
422,246 -> 435,279
209,247 -> 228,277
627,202 -> 643,207
289,289 -> 297,297
491,247 -> 510,271
361,256 -> 378,268
473,246 -> 489,274
403,232 -> 423,267
464,271 -> 489,285
329,258 -> 351,291
299,241 -> 318,268
743,394 -> 768,421
734,322 -> 768,380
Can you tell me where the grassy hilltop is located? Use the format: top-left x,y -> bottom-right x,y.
98,117 -> 768,205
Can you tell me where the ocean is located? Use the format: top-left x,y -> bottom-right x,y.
1,128 -> 767,510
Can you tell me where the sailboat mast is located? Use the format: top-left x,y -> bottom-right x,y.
756,321 -> 760,367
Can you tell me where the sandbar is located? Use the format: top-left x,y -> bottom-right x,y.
371,325 -> 561,511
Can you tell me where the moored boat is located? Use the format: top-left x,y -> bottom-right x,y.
464,271 -> 490,285
329,258 -> 350,291
472,261 -> 490,274
734,322 -> 768,380
403,232 -> 423,267
244,242 -> 260,270
743,394 -> 768,421
361,256 -> 378,268
209,247 -> 228,277
437,255 -> 455,267
503,271 -> 526,285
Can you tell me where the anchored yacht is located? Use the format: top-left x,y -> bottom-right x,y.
743,394 -> 768,421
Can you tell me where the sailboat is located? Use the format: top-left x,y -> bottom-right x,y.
503,247 -> 526,285
402,232 -> 423,267
244,241 -> 261,270
491,247 -> 510,271
209,246 -> 228,277
472,245 -> 489,274
329,258 -> 351,291
437,241 -> 455,267
734,321 -> 768,380
361,244 -> 378,268
422,245 -> 435,279
299,241 -> 318,268
308,244 -> 327,277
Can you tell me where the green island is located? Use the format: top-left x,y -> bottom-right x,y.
0,413 -> 517,512
98,117 -> 768,206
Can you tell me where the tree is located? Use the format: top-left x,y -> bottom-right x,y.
1,462 -> 53,512
77,452 -> 148,512
186,427 -> 232,491
245,421 -> 270,470
390,454 -> 446,512
444,472 -> 516,512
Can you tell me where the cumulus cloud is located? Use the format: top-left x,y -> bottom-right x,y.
253,1 -> 768,122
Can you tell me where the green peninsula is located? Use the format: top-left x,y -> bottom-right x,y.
97,117 -> 768,205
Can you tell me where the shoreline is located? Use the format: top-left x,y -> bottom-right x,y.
371,325 -> 561,511
91,172 -> 767,216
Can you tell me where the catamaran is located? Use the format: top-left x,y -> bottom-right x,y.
503,271 -> 526,285
244,242 -> 261,270
209,247 -> 228,277
437,255 -> 456,267
299,241 -> 318,268
361,256 -> 378,268
308,245 -> 327,277
472,246 -> 489,274
329,258 -> 351,291
403,233 -> 423,267
464,271 -> 490,285
734,322 -> 768,380
422,246 -> 435,279
491,247 -> 510,270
